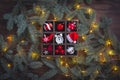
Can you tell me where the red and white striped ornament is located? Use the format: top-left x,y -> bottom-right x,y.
44,23 -> 53,31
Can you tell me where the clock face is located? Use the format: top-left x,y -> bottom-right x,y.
42,20 -> 78,56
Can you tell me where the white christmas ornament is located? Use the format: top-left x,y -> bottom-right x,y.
67,47 -> 75,54
55,33 -> 64,44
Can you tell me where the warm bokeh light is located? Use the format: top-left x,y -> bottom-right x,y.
7,63 -> 11,68
7,35 -> 13,43
34,5 -> 41,12
106,39 -> 112,46
74,3 -> 81,10
112,65 -> 119,71
86,8 -> 93,14
82,35 -> 87,40
108,50 -> 114,56
31,52 -> 40,60
91,22 -> 99,29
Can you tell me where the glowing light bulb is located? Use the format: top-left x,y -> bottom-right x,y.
82,35 -> 86,40
108,50 -> 114,56
112,65 -> 118,71
46,56 -> 51,59
65,63 -> 69,67
89,29 -> 93,33
60,60 -> 64,65
7,35 -> 13,43
106,39 -> 112,46
67,17 -> 71,20
31,52 -> 39,60
91,22 -> 98,29
2,47 -> 8,52
74,3 -> 81,10
31,21 -> 36,25
81,70 -> 86,74
64,73 -> 70,77
35,5 -> 41,12
86,8 -> 93,14
41,10 -> 45,16
7,63 -> 11,68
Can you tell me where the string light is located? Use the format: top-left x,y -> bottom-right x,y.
2,43 -> 8,52
2,46 -> 8,52
31,52 -> 39,60
65,63 -> 69,67
21,39 -> 25,43
31,21 -> 36,25
64,73 -> 70,77
41,10 -> 45,15
7,35 -> 13,43
34,5 -> 41,12
54,17 -> 58,21
99,53 -> 106,63
74,3 -> 81,10
46,56 -> 51,59
72,57 -> 77,64
91,22 -> 99,29
95,70 -> 99,74
105,39 -> 112,46
60,60 -> 64,65
84,49 -> 88,53
67,17 -> 72,20
108,50 -> 114,56
86,8 -> 93,14
112,65 -> 119,71
7,63 -> 11,68
89,29 -> 93,33
82,35 -> 86,40
81,70 -> 86,75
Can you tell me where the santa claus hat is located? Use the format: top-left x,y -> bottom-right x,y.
67,32 -> 78,43
44,23 -> 52,31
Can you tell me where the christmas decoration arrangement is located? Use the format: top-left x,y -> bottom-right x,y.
42,21 -> 78,56
0,0 -> 120,80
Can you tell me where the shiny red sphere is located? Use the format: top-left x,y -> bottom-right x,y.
57,23 -> 64,31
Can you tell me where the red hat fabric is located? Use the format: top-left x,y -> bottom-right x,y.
67,32 -> 78,43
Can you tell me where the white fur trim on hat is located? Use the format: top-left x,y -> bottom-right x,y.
73,41 -> 76,43
67,34 -> 73,43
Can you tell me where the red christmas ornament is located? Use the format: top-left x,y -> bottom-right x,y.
60,50 -> 65,54
57,45 -> 63,50
55,50 -> 59,54
55,45 -> 65,55
57,23 -> 64,31
43,45 -> 53,55
42,33 -> 54,43
47,45 -> 53,52
44,23 -> 53,31
67,32 -> 78,43
68,22 -> 76,31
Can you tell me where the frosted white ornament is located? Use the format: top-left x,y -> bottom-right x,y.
55,33 -> 64,44
67,47 -> 75,54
